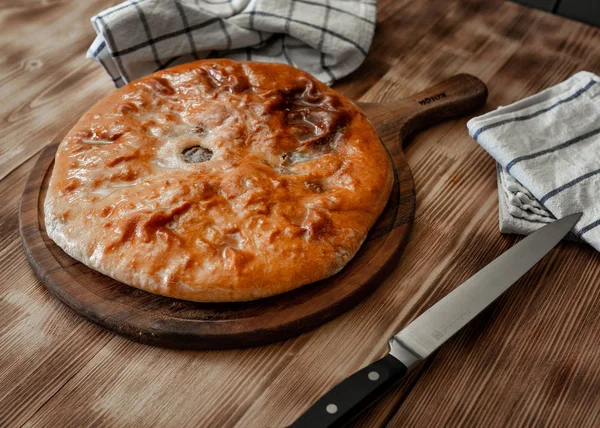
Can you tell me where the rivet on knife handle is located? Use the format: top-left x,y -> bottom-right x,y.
289,353 -> 411,428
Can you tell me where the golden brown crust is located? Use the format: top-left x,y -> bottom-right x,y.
44,59 -> 393,302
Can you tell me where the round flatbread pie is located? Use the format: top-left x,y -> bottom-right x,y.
44,59 -> 393,302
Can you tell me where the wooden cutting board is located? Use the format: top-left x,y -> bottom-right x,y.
19,74 -> 487,349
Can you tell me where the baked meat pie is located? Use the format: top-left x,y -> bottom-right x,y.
44,60 -> 393,302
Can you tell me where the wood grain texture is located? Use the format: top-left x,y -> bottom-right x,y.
2,0 -> 600,427
0,1 -> 121,182
19,75 -> 487,349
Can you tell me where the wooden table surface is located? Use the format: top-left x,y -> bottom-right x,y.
2,0 -> 600,426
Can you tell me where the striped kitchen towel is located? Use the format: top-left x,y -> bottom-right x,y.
467,71 -> 600,250
87,0 -> 376,87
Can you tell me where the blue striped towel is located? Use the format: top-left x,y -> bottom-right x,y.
467,71 -> 600,250
86,0 -> 376,87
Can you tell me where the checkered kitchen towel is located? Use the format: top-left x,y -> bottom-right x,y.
467,71 -> 600,250
87,0 -> 376,87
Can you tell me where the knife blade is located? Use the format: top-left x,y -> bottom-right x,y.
291,212 -> 582,428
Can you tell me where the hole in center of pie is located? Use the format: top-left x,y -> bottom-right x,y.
183,146 -> 213,163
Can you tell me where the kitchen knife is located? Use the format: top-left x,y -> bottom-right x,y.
291,212 -> 582,428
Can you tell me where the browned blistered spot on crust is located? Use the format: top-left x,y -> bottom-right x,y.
104,150 -> 140,167
71,129 -> 93,140
56,210 -> 70,222
223,247 -> 254,274
139,76 -> 176,96
144,202 -> 192,232
266,228 -> 281,243
117,101 -> 140,115
193,181 -> 217,200
61,179 -> 80,193
117,216 -> 138,245
305,180 -> 324,193
302,209 -> 331,238
109,165 -> 140,182
90,122 -> 127,143
100,205 -> 114,218
191,124 -> 208,136
112,202 -> 192,246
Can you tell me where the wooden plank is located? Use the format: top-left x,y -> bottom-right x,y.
23,336 -> 313,427
0,158 -> 113,427
0,0 -> 118,181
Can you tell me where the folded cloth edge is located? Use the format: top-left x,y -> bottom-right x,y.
85,0 -> 377,87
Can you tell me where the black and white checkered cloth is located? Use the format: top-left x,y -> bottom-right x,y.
87,0 -> 376,87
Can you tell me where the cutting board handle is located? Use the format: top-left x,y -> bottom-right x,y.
359,74 -> 488,147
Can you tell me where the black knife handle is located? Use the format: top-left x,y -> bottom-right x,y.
290,354 -> 408,428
